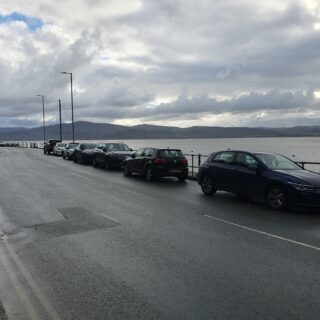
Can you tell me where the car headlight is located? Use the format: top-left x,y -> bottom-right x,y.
288,182 -> 316,192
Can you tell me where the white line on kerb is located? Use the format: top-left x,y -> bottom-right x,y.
0,226 -> 62,320
204,214 -> 320,252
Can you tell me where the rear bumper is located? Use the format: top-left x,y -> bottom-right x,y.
152,167 -> 188,178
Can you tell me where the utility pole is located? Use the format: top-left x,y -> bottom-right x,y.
59,99 -> 62,141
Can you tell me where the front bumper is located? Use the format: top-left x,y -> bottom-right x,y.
287,188 -> 320,207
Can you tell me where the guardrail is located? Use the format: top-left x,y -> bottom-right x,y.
185,153 -> 208,179
2,142 -> 320,176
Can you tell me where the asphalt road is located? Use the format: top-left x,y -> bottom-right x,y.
1,147 -> 320,320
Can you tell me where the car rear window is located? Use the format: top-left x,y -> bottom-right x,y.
158,150 -> 184,158
84,144 -> 96,149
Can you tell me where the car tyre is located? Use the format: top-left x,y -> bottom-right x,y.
92,157 -> 97,167
73,154 -> 77,163
178,175 -> 186,182
123,164 -> 131,176
200,174 -> 216,195
105,158 -> 111,170
146,167 -> 154,181
267,185 -> 287,210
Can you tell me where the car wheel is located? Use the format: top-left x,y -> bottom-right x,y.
105,158 -> 111,170
73,154 -> 77,163
81,155 -> 86,164
200,174 -> 216,195
92,157 -> 97,167
178,175 -> 186,182
267,185 -> 287,210
146,167 -> 154,181
66,153 -> 69,160
123,164 -> 131,176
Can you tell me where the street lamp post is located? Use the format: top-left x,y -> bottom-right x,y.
61,72 -> 74,142
58,99 -> 62,141
37,94 -> 46,143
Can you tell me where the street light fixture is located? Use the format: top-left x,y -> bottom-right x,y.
37,94 -> 46,143
61,72 -> 75,142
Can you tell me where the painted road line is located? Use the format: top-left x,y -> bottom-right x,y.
0,247 -> 41,320
105,183 -> 159,201
204,214 -> 320,252
70,172 -> 84,177
0,227 -> 62,320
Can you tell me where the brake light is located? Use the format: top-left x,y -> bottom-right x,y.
154,158 -> 167,164
181,159 -> 188,165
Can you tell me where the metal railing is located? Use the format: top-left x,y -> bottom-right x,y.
2,142 -> 320,176
185,153 -> 208,179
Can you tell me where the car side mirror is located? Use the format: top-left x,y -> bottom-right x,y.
130,148 -> 133,151
102,148 -> 107,152
131,154 -> 135,158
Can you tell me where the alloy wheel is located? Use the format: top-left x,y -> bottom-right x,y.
267,186 -> 286,210
200,175 -> 215,195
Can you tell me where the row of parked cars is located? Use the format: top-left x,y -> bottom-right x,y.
44,140 -> 189,182
44,140 -> 320,211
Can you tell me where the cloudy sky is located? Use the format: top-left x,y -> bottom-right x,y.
1,0 -> 320,128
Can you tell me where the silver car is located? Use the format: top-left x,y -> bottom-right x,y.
63,143 -> 80,160
53,143 -> 67,156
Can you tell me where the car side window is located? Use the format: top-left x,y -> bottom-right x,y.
144,149 -> 153,157
212,152 -> 235,164
237,153 -> 258,167
134,148 -> 144,157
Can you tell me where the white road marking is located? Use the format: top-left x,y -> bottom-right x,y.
0,226 -> 62,320
70,172 -> 84,177
204,214 -> 320,252
105,183 -> 159,201
0,247 -> 41,320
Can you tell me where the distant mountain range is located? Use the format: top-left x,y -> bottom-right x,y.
1,121 -> 320,141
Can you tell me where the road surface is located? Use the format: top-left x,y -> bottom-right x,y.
0,147 -> 320,319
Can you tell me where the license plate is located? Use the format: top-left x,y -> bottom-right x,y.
170,169 -> 181,173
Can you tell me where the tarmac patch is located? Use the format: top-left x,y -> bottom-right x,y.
30,207 -> 120,237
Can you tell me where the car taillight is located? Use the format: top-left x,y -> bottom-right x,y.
181,159 -> 188,165
154,158 -> 167,164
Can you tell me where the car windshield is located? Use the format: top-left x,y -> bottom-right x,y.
56,143 -> 66,147
84,144 -> 96,149
107,143 -> 131,151
159,150 -> 184,158
254,153 -> 301,170
69,143 -> 79,148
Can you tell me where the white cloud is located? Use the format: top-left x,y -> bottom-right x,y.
1,0 -> 320,128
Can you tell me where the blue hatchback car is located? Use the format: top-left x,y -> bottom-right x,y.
198,150 -> 320,210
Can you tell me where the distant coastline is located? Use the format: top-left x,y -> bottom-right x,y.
1,121 -> 320,141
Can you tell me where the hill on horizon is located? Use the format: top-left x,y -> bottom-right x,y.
1,121 -> 320,141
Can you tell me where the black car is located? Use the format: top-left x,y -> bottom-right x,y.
123,148 -> 188,181
198,150 -> 320,210
44,139 -> 61,155
73,143 -> 96,164
92,143 -> 133,170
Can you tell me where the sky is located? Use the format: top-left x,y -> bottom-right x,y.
1,0 -> 320,128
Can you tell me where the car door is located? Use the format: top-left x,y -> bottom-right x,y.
210,151 -> 237,191
95,144 -> 105,164
127,148 -> 144,173
142,148 -> 154,172
233,152 -> 266,196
